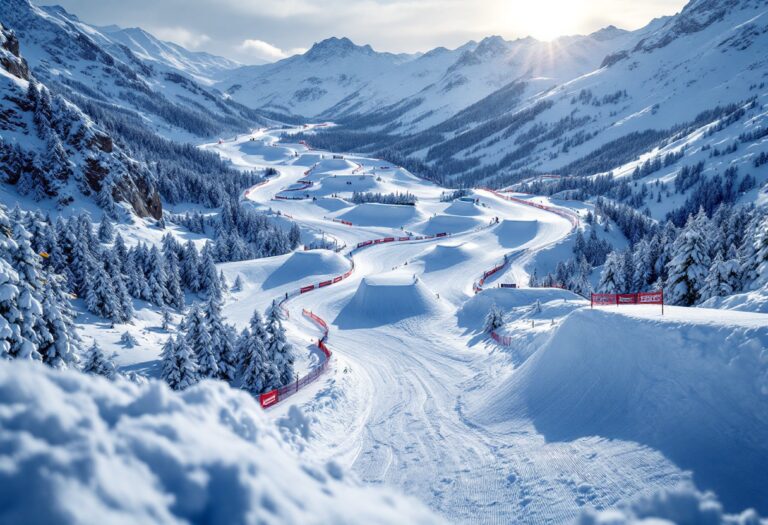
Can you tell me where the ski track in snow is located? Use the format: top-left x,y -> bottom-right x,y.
205,127 -> 723,524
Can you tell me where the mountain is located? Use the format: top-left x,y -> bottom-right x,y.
278,0 -> 767,223
0,20 -> 161,217
1,0 -> 271,140
217,27 -> 652,132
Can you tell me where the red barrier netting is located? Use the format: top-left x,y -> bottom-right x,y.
591,290 -> 664,313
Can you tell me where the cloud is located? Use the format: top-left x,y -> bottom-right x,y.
152,26 -> 211,49
239,39 -> 305,62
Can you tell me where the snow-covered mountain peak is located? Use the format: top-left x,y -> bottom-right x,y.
304,36 -> 374,62
588,25 -> 630,41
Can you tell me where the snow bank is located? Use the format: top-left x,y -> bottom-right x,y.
238,141 -> 292,162
469,308 -> 768,513
335,272 -> 443,328
443,200 -> 484,217
580,485 -> 763,525
314,158 -> 358,173
337,203 -> 423,228
0,362 -> 439,525
457,287 -> 583,330
493,219 -> 540,248
701,283 -> 768,313
261,250 -> 349,289
416,214 -> 484,235
314,197 -> 352,212
414,242 -> 474,272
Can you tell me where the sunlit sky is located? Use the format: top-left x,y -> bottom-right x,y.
35,0 -> 689,64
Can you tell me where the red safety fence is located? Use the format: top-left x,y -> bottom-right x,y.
259,311 -> 334,409
352,162 -> 364,174
490,331 -> 512,346
332,218 -> 353,226
591,290 -> 664,313
480,188 -> 579,230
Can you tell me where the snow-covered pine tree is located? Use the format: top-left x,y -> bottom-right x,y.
232,275 -> 244,292
265,301 -> 294,387
82,342 -> 116,379
146,246 -> 168,307
665,213 -> 711,306
97,216 -> 114,243
483,303 -> 504,333
85,259 -> 121,322
38,280 -> 79,368
183,304 -> 218,379
699,253 -> 741,302
237,325 -> 269,395
161,308 -> 172,331
164,251 -> 185,310
161,335 -> 199,391
204,297 -> 237,382
199,243 -> 222,303
752,215 -> 768,289
180,240 -> 201,291
120,331 -> 138,348
597,251 -> 625,293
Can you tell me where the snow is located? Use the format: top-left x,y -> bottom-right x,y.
466,307 -> 768,513
0,361 -> 439,524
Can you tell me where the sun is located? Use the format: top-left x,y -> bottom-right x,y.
502,0 -> 586,41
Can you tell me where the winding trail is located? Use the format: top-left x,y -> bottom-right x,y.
209,127 -> 690,524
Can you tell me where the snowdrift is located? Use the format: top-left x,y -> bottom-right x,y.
701,283 -> 768,313
413,242 -> 474,272
335,272 -> 443,328
261,250 -> 349,290
416,214 -> 484,235
0,362 -> 439,525
468,308 -> 768,513
457,287 -> 583,330
317,176 -> 379,194
493,219 -> 540,248
336,203 -> 423,228
443,200 -> 484,217
238,141 -> 292,162
314,158 -> 358,173
314,197 -> 352,212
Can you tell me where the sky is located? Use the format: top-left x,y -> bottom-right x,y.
34,0 -> 689,64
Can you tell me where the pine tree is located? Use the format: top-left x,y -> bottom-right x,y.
38,280 -> 79,368
237,326 -> 269,395
183,304 -> 218,379
204,297 -> 237,382
97,216 -> 114,243
753,215 -> 768,289
85,260 -> 121,322
161,335 -> 199,391
161,308 -> 172,331
164,251 -> 185,310
180,240 -> 201,291
700,253 -> 741,302
199,243 -> 222,303
265,301 -> 294,387
232,275 -> 244,292
598,251 -> 625,293
82,342 -> 116,379
665,213 -> 711,306
483,303 -> 504,333
146,246 -> 168,306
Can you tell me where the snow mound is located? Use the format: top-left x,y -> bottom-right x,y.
580,485 -> 763,525
314,197 -> 352,212
416,214 -> 484,235
0,362 -> 439,525
291,153 -> 323,166
262,250 -> 349,290
335,271 -> 443,328
315,175 -> 378,193
238,141 -> 292,162
701,283 -> 768,313
336,203 -> 423,228
493,219 -> 540,248
443,200 -> 484,217
457,287 -> 583,330
469,308 -> 768,513
414,242 -> 474,272
315,158 -> 358,172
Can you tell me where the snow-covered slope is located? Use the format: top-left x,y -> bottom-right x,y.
217,28 -> 649,130
0,361 -> 439,524
2,0 -> 270,139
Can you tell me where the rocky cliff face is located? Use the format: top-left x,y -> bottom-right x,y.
0,22 -> 161,219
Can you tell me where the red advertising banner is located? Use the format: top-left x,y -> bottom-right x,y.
260,390 -> 278,408
591,290 -> 664,313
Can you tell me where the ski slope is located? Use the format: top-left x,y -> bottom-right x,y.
204,127 -> 768,523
